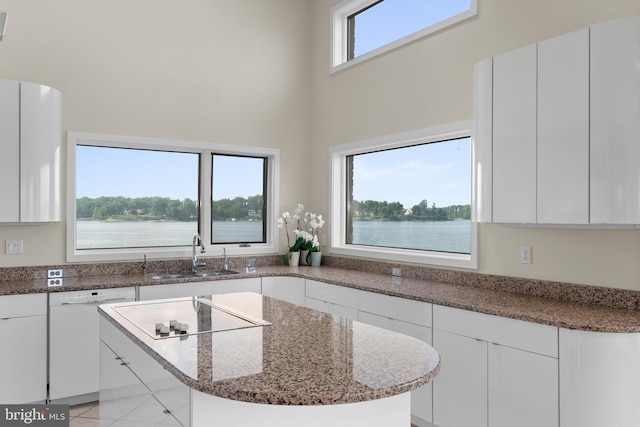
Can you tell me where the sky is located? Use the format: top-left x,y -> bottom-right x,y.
352,137 -> 471,208
76,147 -> 263,201
353,0 -> 472,57
77,1 -> 472,208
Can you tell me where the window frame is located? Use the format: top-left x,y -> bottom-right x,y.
330,121 -> 477,269
210,153 -> 268,245
66,131 -> 280,263
330,0 -> 478,73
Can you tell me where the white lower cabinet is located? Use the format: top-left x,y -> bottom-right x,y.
357,310 -> 433,425
559,328 -> 640,427
100,318 -> 188,426
305,279 -> 359,319
433,329 -> 487,427
0,293 -> 47,403
304,279 -> 433,426
261,276 -> 306,306
139,278 -> 261,300
489,343 -> 558,427
433,305 -> 558,427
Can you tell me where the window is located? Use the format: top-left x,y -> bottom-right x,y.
211,154 -> 267,244
331,121 -> 477,269
331,0 -> 477,72
67,132 -> 280,262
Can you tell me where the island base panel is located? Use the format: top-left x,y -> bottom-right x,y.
191,389 -> 411,427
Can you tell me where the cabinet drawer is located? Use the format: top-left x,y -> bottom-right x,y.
358,290 -> 432,327
433,305 -> 557,357
139,278 -> 261,300
0,293 -> 46,318
305,280 -> 358,308
262,277 -> 305,306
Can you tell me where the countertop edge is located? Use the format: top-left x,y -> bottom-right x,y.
98,295 -> 441,405
5,265 -> 640,333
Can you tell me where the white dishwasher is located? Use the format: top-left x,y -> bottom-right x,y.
49,287 -> 136,404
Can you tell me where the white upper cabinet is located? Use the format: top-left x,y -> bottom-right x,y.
537,28 -> 589,224
0,79 -> 61,223
0,80 -> 20,222
492,44 -> 537,224
476,16 -> 640,225
590,16 -> 640,224
472,57 -> 493,223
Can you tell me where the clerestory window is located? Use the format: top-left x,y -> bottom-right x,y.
331,0 -> 477,72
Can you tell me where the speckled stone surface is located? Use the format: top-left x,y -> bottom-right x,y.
99,293 -> 440,405
2,255 -> 640,332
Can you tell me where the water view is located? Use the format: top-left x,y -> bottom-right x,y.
77,220 -> 471,254
352,220 -> 471,254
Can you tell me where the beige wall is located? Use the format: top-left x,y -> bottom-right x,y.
0,0 -> 311,268
3,0 -> 640,291
309,0 -> 640,290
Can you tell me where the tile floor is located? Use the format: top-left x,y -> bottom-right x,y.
69,401 -> 422,426
70,402 -> 100,426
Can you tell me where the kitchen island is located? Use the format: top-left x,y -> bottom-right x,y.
98,292 -> 440,427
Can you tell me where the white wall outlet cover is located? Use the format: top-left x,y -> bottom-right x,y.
520,246 -> 532,264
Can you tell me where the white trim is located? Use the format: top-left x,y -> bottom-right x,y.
331,0 -> 478,73
66,131 -> 280,263
329,121 -> 477,269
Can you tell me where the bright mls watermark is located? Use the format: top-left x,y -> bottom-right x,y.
0,405 -> 68,426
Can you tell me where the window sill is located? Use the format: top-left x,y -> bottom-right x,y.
66,244 -> 279,263
330,240 -> 477,270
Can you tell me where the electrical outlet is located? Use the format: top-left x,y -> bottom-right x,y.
48,269 -> 64,278
320,234 -> 327,247
391,267 -> 402,277
520,246 -> 532,264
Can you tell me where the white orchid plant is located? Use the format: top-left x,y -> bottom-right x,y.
277,203 -> 325,255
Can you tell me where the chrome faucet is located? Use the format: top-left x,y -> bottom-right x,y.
192,233 -> 206,273
222,247 -> 229,272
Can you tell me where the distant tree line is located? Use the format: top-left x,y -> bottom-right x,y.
211,195 -> 264,221
353,199 -> 470,222
76,195 -> 263,222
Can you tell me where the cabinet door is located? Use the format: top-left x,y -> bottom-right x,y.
0,79 -> 19,222
0,316 -> 47,403
261,277 -> 305,306
100,342 -> 183,426
473,57 -> 493,223
433,329 -> 488,427
560,328 -> 640,427
590,16 -> 640,224
20,82 -> 62,222
489,344 -> 558,427
359,311 -> 433,424
537,28 -> 589,224
492,44 -> 537,223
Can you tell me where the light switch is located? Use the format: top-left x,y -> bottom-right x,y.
6,239 -> 23,254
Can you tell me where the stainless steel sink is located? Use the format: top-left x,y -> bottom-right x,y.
152,270 -> 239,280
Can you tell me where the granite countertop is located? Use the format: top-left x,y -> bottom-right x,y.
2,264 -> 640,332
99,292 -> 440,405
